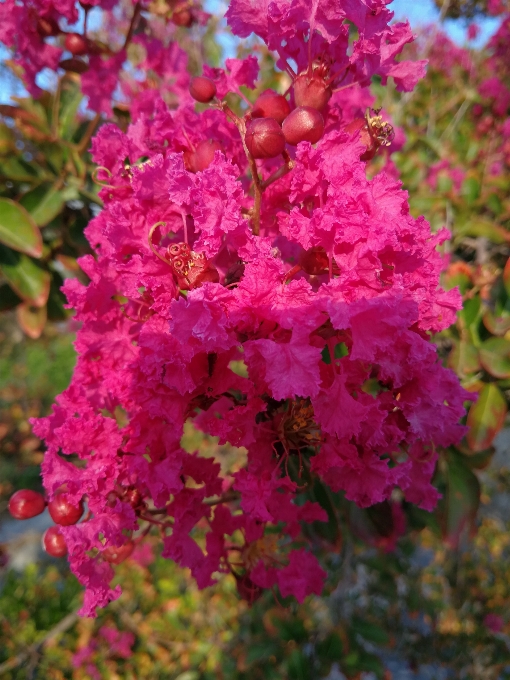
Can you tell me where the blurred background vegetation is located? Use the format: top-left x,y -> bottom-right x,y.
1,0 -> 510,678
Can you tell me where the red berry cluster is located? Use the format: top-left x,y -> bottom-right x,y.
8,489 -> 84,558
188,74 -> 392,168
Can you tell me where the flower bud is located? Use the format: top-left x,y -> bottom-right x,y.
42,526 -> 68,557
252,90 -> 291,125
48,493 -> 84,526
189,76 -> 217,103
172,4 -> 193,27
245,118 -> 286,159
8,489 -> 46,520
293,73 -> 332,111
37,16 -> 60,38
282,107 -> 324,146
183,139 -> 222,173
64,33 -> 88,56
103,540 -> 134,564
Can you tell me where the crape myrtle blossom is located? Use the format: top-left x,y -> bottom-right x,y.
30,0 -> 470,616
0,0 -> 209,109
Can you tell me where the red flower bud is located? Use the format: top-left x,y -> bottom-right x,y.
64,33 -> 88,56
37,16 -> 60,37
42,526 -> 68,557
245,118 -> 286,159
48,493 -> 84,526
282,107 -> 324,146
189,76 -> 217,103
8,489 -> 46,520
172,4 -> 193,27
183,139 -> 222,173
252,90 -> 291,125
293,73 -> 332,111
102,541 -> 134,564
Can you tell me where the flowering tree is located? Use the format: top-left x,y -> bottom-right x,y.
1,0 -> 481,618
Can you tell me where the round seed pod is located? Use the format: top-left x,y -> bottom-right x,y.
293,73 -> 332,111
183,139 -> 222,173
64,33 -> 88,56
48,493 -> 84,526
252,90 -> 291,125
8,489 -> 46,520
282,107 -> 324,146
245,118 -> 286,159
42,526 -> 68,557
189,76 -> 217,103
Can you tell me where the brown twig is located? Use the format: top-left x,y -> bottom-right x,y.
261,150 -> 295,191
220,101 -> 263,236
123,1 -> 142,50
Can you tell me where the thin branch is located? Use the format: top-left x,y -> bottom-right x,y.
260,150 -> 295,191
122,1 -> 142,50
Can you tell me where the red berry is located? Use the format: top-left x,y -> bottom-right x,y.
8,490 -> 46,520
42,526 -> 68,557
102,540 -> 134,564
183,139 -> 222,173
48,494 -> 84,526
64,33 -> 88,56
37,16 -> 60,37
252,90 -> 291,125
172,5 -> 193,27
189,76 -> 217,103
245,118 -> 286,159
293,72 -> 332,111
282,107 -> 324,146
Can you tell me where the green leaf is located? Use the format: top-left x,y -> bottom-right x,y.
455,219 -> 510,245
0,245 -> 50,306
466,383 -> 507,452
461,177 -> 480,203
482,310 -> 510,336
443,452 -> 480,547
479,337 -> 510,379
0,198 -> 42,257
19,184 -> 66,227
448,339 -> 480,376
16,303 -> 47,339
58,78 -> 83,140
0,156 -> 45,182
0,123 -> 15,153
351,616 -> 389,645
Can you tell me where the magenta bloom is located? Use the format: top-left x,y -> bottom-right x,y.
27,0 -> 470,615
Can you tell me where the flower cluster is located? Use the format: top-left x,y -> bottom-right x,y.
0,0 -> 208,112
25,0 -> 470,616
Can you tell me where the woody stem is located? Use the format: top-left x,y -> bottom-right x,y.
221,102 -> 262,236
261,150 -> 295,191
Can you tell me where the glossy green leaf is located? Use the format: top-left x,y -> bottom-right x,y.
0,198 -> 42,257
466,383 -> 507,452
443,452 -> 480,547
16,303 -> 47,339
448,339 -> 480,376
19,184 -> 66,227
0,245 -> 50,306
0,156 -> 44,182
482,310 -> 510,336
479,337 -> 510,379
58,78 -> 83,140
456,219 -> 510,244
